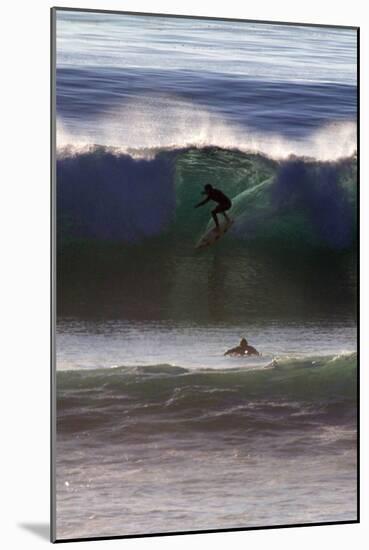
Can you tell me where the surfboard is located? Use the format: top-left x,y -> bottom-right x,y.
195,219 -> 234,249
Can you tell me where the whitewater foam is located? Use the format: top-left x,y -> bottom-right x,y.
56,96 -> 357,161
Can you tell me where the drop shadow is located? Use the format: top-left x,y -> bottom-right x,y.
18,523 -> 49,541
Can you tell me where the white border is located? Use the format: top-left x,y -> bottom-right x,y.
2,1 -> 367,548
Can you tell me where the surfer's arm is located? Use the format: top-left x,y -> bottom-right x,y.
224,346 -> 237,356
195,196 -> 211,208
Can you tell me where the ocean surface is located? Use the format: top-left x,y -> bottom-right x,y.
55,10 -> 358,540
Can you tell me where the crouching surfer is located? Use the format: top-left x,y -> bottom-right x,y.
224,338 -> 260,357
195,184 -> 232,231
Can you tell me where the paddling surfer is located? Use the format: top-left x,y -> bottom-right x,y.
224,338 -> 260,357
195,184 -> 232,230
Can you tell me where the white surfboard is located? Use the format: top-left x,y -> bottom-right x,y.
195,219 -> 234,249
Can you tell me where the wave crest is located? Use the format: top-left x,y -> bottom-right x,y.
57,96 -> 356,162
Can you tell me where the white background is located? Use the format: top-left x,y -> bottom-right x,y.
1,0 -> 367,547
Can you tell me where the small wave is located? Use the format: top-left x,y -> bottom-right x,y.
57,353 -> 357,428
56,354 -> 357,443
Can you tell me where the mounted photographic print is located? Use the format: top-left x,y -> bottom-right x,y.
51,7 -> 359,542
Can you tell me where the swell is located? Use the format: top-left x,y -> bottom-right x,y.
57,145 -> 357,251
57,353 -> 357,438
56,77 -> 357,157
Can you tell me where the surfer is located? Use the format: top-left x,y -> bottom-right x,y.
195,184 -> 232,230
224,338 -> 260,357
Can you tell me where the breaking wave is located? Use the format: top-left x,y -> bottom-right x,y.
57,352 -> 357,439
57,143 -> 357,250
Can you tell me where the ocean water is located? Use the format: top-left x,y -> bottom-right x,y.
55,10 -> 358,540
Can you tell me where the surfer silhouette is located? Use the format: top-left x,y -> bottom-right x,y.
195,184 -> 232,230
224,338 -> 260,357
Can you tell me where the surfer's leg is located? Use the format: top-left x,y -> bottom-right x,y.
222,210 -> 230,223
211,208 -> 220,229
218,202 -> 231,223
